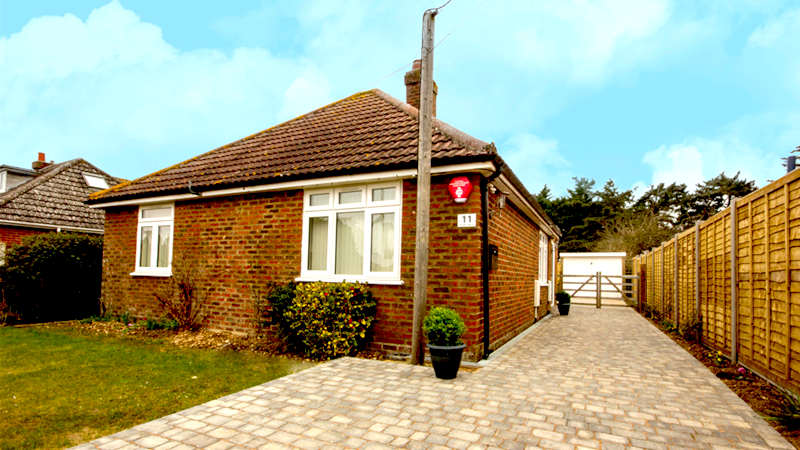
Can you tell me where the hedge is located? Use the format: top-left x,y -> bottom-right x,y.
0,233 -> 103,323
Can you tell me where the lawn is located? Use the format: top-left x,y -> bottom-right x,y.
0,325 -> 313,449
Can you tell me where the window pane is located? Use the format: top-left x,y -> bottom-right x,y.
142,206 -> 171,219
83,174 -> 109,189
370,212 -> 394,272
372,187 -> 396,202
139,226 -> 152,267
157,225 -> 171,268
309,193 -> 329,207
338,190 -> 361,204
307,216 -> 328,270
335,211 -> 364,274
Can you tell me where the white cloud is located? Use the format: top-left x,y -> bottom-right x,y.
500,133 -> 572,196
0,1 -> 332,176
642,144 -> 704,189
744,7 -> 800,100
278,70 -> 332,121
642,112 -> 799,191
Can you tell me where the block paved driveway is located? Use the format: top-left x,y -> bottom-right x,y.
77,306 -> 792,449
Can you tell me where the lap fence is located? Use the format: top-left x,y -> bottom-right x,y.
633,168 -> 800,397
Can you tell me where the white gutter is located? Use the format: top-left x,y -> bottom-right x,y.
0,219 -> 103,234
89,162 -> 496,209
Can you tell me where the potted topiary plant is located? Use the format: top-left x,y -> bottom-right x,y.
423,307 -> 467,379
556,291 -> 571,316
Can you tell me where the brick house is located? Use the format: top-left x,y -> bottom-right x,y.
0,154 -> 121,262
88,63 -> 561,361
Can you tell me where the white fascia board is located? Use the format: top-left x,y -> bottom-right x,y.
0,219 -> 103,234
560,252 -> 627,258
89,161 -> 496,209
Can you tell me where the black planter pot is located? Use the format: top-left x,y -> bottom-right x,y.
558,302 -> 571,315
427,343 -> 466,379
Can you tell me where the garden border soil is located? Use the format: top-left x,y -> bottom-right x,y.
643,314 -> 800,448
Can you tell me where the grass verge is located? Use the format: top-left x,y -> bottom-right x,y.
0,325 -> 313,449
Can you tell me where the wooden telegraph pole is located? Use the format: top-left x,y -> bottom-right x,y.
410,8 -> 437,365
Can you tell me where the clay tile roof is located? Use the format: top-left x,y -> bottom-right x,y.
0,159 -> 122,231
89,89 -> 497,203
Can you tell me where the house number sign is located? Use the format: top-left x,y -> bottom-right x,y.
457,213 -> 477,228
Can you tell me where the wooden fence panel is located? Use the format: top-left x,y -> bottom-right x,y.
634,168 -> 800,396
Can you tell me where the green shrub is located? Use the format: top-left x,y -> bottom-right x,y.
0,233 -> 103,323
263,281 -> 297,335
555,291 -> 571,305
423,307 -> 466,346
268,281 -> 376,360
144,317 -> 179,331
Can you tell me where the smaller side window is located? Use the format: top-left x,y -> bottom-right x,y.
134,204 -> 174,276
539,231 -> 549,282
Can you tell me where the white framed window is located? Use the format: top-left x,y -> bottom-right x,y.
299,181 -> 402,284
539,231 -> 549,283
83,173 -> 109,189
132,204 -> 174,277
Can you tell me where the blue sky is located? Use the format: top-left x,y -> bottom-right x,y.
1,1 -> 798,197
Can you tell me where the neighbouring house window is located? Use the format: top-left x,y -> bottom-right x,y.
133,204 -> 174,276
301,182 -> 402,283
83,173 -> 109,189
539,231 -> 549,283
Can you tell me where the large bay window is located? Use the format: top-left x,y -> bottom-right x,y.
133,204 -> 174,276
300,182 -> 402,284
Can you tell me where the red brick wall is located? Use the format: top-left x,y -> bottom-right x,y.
101,191 -> 303,332
487,191 -> 550,351
100,174 -> 486,359
0,225 -> 47,247
369,175 -> 483,359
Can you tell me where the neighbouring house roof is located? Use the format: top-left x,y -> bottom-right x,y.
0,159 -> 122,232
0,165 -> 38,176
88,88 -> 560,235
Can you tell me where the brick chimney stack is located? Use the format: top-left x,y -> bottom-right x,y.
32,152 -> 51,171
404,59 -> 437,116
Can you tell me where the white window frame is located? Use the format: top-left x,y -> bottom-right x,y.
539,231 -> 549,283
0,171 -> 6,193
131,203 -> 174,277
299,181 -> 403,285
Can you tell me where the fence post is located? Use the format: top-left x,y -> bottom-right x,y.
660,243 -> 665,317
596,271 -> 601,309
695,223 -> 701,324
674,238 -> 679,325
634,257 -> 640,310
730,198 -> 738,363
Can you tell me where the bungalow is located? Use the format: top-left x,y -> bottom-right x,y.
0,154 -> 121,263
87,61 -> 561,361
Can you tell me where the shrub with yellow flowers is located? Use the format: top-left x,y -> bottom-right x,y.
268,281 -> 376,360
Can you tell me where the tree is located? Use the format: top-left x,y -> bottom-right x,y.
591,212 -> 674,258
632,182 -> 691,228
536,172 -> 757,253
689,172 -> 757,222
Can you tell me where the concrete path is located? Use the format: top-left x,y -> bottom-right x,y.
76,306 -> 792,449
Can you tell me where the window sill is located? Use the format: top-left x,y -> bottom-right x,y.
130,270 -> 172,278
294,276 -> 404,286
